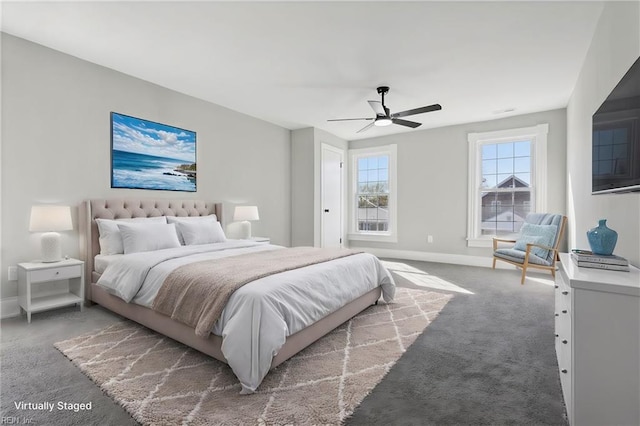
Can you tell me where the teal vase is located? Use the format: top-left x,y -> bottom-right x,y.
586,219 -> 618,256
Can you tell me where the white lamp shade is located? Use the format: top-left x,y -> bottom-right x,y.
29,205 -> 73,232
233,206 -> 260,222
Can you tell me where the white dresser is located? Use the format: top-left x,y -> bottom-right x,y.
555,253 -> 639,426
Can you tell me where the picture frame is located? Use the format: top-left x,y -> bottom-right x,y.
110,112 -> 197,192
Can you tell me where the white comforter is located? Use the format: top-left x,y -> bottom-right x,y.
96,241 -> 396,393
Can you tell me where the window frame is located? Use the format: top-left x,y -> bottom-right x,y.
467,124 -> 548,247
348,144 -> 398,243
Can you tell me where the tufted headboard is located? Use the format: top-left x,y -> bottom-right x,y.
79,199 -> 222,299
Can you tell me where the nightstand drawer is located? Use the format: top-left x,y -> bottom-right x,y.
29,265 -> 82,283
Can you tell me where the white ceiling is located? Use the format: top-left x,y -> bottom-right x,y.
1,1 -> 604,140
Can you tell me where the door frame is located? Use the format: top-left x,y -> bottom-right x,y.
320,143 -> 344,248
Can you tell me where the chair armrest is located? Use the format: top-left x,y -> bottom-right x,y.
492,237 -> 517,250
524,243 -> 559,260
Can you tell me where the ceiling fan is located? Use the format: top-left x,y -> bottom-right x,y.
328,86 -> 442,133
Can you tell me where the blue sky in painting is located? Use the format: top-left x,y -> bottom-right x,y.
111,113 -> 196,162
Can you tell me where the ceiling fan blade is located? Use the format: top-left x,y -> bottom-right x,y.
368,100 -> 387,116
392,104 -> 442,118
357,121 -> 376,133
392,118 -> 422,128
327,117 -> 374,122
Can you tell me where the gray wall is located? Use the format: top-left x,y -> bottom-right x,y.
566,1 -> 640,267
348,109 -> 567,257
290,127 -> 347,247
291,128 -> 315,246
1,34 -> 291,300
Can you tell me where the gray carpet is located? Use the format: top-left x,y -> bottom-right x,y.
347,260 -> 567,425
0,261 -> 566,425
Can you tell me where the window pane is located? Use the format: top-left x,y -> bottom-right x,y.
497,143 -> 514,159
515,173 -> 531,186
514,141 -> 530,156
514,191 -> 531,220
367,169 -> 379,182
482,159 -> 497,174
358,170 -> 367,183
378,156 -> 389,168
497,158 -> 513,174
482,144 -> 497,160
358,158 -> 368,170
368,156 -> 378,169
497,173 -> 513,187
481,190 -> 531,236
379,169 -> 388,181
514,157 -> 530,173
482,174 -> 497,188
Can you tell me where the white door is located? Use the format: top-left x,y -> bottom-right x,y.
321,144 -> 343,248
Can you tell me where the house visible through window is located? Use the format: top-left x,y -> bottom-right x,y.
481,140 -> 532,235
467,124 -> 548,247
357,155 -> 389,232
349,145 -> 397,242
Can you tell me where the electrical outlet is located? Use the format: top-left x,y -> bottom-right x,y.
427,235 -> 434,243
8,266 -> 17,281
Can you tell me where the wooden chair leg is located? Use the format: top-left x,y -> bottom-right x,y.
520,265 -> 527,285
492,257 -> 496,269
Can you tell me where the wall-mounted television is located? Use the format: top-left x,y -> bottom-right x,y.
592,56 -> 640,194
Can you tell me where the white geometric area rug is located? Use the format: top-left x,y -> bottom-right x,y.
55,287 -> 452,425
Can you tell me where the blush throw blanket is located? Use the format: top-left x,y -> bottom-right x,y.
152,246 -> 363,337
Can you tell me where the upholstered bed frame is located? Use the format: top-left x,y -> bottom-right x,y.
79,199 -> 381,368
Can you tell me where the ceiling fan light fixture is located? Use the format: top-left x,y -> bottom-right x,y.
374,117 -> 393,127
327,86 -> 442,133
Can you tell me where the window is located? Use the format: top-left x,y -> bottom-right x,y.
467,124 -> 548,247
349,145 -> 397,242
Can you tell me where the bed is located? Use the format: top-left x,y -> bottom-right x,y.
79,199 -> 395,393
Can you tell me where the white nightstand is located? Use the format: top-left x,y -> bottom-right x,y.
250,237 -> 270,243
17,258 -> 85,323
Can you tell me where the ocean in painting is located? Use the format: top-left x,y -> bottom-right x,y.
112,149 -> 196,192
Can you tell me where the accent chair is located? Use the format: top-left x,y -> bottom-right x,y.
492,213 -> 567,284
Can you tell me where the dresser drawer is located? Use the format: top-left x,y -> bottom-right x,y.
29,265 -> 82,283
555,272 -> 572,314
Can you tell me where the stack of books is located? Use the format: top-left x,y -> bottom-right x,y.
570,249 -> 630,271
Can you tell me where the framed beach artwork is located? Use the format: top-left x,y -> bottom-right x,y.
110,112 -> 197,192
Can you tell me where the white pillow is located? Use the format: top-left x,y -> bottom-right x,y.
96,217 -> 167,255
117,222 -> 181,254
176,220 -> 227,245
167,215 -> 218,244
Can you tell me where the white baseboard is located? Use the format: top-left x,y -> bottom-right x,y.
1,296 -> 20,319
358,247 -> 515,270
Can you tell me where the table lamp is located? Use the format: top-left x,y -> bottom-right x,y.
233,206 -> 259,239
29,205 -> 73,262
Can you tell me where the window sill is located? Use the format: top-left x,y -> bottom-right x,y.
467,235 -> 519,248
348,233 -> 398,243
466,238 -> 494,248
